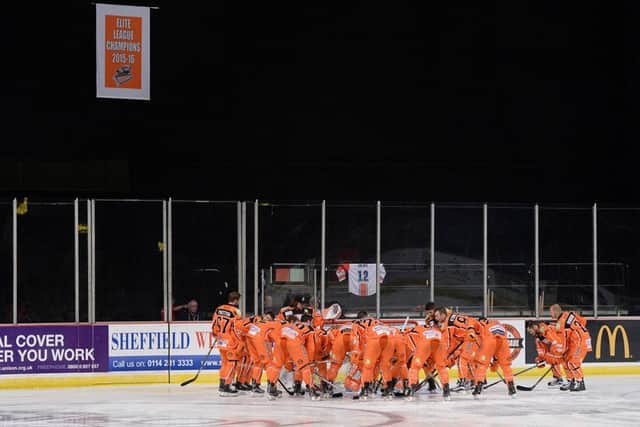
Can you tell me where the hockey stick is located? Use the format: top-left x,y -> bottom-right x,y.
483,378 -> 504,390
181,342 -> 216,386
516,366 -> 552,391
296,359 -> 330,372
278,378 -> 295,396
276,360 -> 331,396
313,369 -> 344,398
414,370 -> 439,393
415,377 -> 429,392
483,364 -> 543,390
448,341 -> 464,358
400,316 -> 410,331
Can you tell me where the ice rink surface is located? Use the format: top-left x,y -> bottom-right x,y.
0,376 -> 639,427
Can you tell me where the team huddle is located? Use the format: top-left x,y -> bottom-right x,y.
210,292 -> 592,401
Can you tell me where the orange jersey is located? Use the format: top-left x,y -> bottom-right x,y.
534,324 -> 564,362
212,303 -> 242,339
332,323 -> 354,340
262,319 -> 286,344
557,311 -> 592,352
556,311 -> 588,335
406,324 -> 442,350
350,319 -> 388,363
313,327 -> 330,359
235,316 -> 261,338
445,327 -> 462,352
313,311 -> 324,328
387,326 -> 405,355
281,322 -> 315,346
386,325 -> 405,346
443,312 -> 481,340
326,323 -> 356,382
350,319 -> 368,351
243,319 -> 282,342
282,322 -> 316,367
405,324 -> 445,386
361,318 -> 392,340
480,319 -> 508,341
327,325 -> 340,344
541,324 -> 564,354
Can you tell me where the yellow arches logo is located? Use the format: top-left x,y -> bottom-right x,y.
595,325 -> 631,360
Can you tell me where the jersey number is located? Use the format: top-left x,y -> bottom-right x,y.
574,320 -> 588,333
358,270 -> 369,281
215,316 -> 231,334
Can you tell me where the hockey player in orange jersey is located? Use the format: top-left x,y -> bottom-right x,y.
211,291 -> 244,397
311,324 -> 331,393
326,323 -> 356,391
389,327 -> 410,396
261,314 -> 289,399
473,318 -> 516,397
434,307 -> 481,392
290,303 -> 338,396
551,304 -> 591,391
445,329 -> 465,390
419,302 -> 440,394
405,319 -> 451,400
342,312 -> 369,393
265,314 -> 322,399
526,320 -> 567,387
358,315 -> 396,399
234,315 -> 261,392
378,325 -> 408,398
238,312 -> 283,394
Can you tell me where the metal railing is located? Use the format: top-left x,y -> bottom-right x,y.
2,199 -> 638,323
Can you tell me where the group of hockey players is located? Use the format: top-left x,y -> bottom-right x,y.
211,292 -> 592,401
526,304 -> 592,392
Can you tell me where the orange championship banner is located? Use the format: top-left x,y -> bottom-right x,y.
96,4 -> 150,100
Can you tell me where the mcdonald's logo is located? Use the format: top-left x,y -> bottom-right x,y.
595,325 -> 631,360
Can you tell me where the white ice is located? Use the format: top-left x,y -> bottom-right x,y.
0,376 -> 639,426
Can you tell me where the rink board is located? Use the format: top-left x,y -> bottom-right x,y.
1,318 -> 639,388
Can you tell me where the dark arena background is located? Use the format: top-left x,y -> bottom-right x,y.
0,1 -> 639,426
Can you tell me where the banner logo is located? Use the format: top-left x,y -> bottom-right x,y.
504,323 -> 524,361
595,325 -> 631,360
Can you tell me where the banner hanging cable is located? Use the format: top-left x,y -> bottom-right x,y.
90,2 -> 159,9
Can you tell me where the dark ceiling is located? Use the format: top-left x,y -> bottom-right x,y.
0,1 -> 637,203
